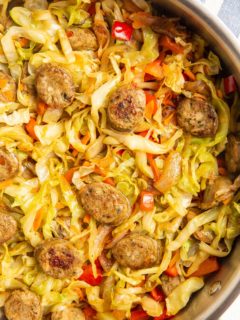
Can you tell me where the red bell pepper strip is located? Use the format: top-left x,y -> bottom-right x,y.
79,264 -> 103,286
139,191 -> 155,212
83,306 -> 97,320
112,21 -> 133,41
224,75 -> 237,95
130,310 -> 150,320
154,310 -> 174,320
151,286 -> 165,302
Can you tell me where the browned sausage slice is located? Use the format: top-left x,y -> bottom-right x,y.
35,239 -> 82,279
35,63 -> 75,109
79,182 -> 131,226
176,98 -> 218,137
4,289 -> 42,320
112,233 -> 162,269
66,27 -> 98,51
107,85 -> 146,132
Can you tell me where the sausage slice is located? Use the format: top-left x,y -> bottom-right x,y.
112,233 -> 162,269
4,289 -> 42,320
79,182 -> 131,226
35,63 -> 75,109
107,85 -> 146,132
35,239 -> 82,279
0,211 -> 17,244
51,307 -> 85,320
176,98 -> 218,137
0,148 -> 18,181
66,27 -> 98,51
225,134 -> 240,173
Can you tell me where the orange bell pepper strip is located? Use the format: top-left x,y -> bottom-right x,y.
165,250 -> 180,277
145,92 -> 158,119
18,37 -> 30,48
191,257 -> 220,277
37,101 -> 48,116
159,35 -> 184,54
25,118 -> 38,140
33,207 -> 46,231
103,177 -> 115,186
183,69 -> 196,81
64,167 -> 79,184
81,131 -> 91,145
145,58 -> 164,79
79,264 -> 103,286
139,190 -> 155,212
147,153 -> 160,181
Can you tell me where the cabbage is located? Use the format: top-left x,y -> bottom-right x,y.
103,129 -> 183,154
0,108 -> 30,125
168,207 -> 219,251
142,296 -> 164,317
35,123 -> 64,145
86,286 -> 106,313
124,28 -> 159,66
166,277 -> 204,315
163,61 -> 185,93
226,203 -> 240,239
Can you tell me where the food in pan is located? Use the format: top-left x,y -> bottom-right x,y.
0,0 -> 239,319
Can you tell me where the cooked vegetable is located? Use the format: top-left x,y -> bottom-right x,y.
191,257 -> 220,277
224,75 -> 237,95
139,191 -> 155,212
79,263 -> 103,286
154,152 -> 181,193
0,0 -> 238,319
112,21 -> 133,41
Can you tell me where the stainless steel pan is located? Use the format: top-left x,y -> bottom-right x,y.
153,1 -> 240,319
0,2 -> 239,320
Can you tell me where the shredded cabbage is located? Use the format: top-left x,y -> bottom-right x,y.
0,1 -> 238,319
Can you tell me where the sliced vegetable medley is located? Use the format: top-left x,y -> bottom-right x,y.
0,0 -> 239,319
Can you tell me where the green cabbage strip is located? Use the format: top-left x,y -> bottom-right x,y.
124,27 -> 159,67
168,207 -> 219,251
102,129 -> 182,154
166,277 -> 204,315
